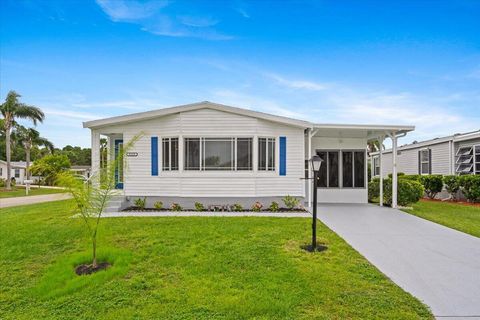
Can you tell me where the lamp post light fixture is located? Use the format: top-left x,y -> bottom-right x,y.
310,155 -> 323,251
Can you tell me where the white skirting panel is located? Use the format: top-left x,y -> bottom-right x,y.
316,188 -> 368,204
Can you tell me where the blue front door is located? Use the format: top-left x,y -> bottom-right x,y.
114,139 -> 124,189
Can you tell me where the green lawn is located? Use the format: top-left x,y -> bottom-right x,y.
0,200 -> 432,319
0,186 -> 64,198
403,200 -> 480,238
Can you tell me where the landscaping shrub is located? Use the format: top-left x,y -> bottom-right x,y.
368,179 -> 380,201
251,202 -> 263,212
388,172 -> 405,179
0,178 -> 5,188
153,201 -> 163,210
171,203 -> 182,211
459,175 -> 480,203
401,174 -> 421,182
269,201 -> 279,212
369,178 -> 424,206
443,175 -> 460,200
282,195 -> 299,209
194,202 -> 205,211
231,203 -> 243,211
134,197 -> 146,210
419,175 -> 444,199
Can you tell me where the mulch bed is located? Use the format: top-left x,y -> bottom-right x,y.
122,207 -> 308,212
420,198 -> 480,208
75,262 -> 111,276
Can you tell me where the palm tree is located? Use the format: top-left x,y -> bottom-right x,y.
17,126 -> 54,180
1,91 -> 45,189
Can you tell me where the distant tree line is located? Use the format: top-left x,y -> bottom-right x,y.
1,91 -> 92,188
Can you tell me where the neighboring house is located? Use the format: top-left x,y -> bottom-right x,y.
0,160 -> 26,185
70,166 -> 91,179
370,130 -> 480,177
83,101 -> 413,209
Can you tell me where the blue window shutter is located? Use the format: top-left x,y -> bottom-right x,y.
151,137 -> 158,176
279,136 -> 286,176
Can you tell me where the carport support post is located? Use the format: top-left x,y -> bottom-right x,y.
312,170 -> 318,250
378,136 -> 384,207
391,134 -> 398,209
91,130 -> 101,178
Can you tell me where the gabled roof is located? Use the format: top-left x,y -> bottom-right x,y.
83,101 -> 312,129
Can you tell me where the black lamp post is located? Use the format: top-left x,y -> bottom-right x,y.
310,155 -> 323,251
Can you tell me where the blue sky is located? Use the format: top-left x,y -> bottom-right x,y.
1,0 -> 479,148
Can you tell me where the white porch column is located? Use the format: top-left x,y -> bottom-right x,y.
307,129 -> 312,208
91,129 -> 101,176
391,133 -> 398,209
378,136 -> 384,207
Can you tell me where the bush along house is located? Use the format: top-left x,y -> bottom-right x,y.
370,130 -> 480,200
83,101 -> 414,211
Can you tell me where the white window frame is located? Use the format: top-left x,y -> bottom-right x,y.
373,156 -> 380,176
475,144 -> 480,175
420,149 -> 430,175
258,137 -> 276,172
14,168 -> 21,179
183,137 -> 253,171
161,137 -> 179,171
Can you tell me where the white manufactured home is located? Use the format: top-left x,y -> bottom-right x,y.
0,160 -> 26,185
370,130 -> 480,177
83,102 -> 413,209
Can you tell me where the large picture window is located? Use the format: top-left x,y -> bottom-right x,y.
258,137 -> 275,171
184,137 -> 253,171
203,138 -> 234,170
162,137 -> 179,171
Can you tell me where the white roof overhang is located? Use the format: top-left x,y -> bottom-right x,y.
311,124 -> 415,140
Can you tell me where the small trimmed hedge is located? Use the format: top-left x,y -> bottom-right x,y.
419,175 -> 443,199
369,178 -> 424,206
443,175 -> 460,200
459,175 -> 480,203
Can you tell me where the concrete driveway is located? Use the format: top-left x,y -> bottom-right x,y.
0,193 -> 71,208
317,203 -> 480,318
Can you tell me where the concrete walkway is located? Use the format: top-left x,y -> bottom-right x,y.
0,193 -> 72,208
317,203 -> 480,319
101,211 -> 310,218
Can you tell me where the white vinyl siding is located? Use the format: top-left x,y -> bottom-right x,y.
106,108 -> 304,197
375,141 -> 453,176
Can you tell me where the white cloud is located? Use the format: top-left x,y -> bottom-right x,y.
42,108 -> 101,120
212,89 -> 310,120
265,73 -> 328,91
96,0 -> 168,21
178,15 -> 218,28
96,0 -> 232,40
